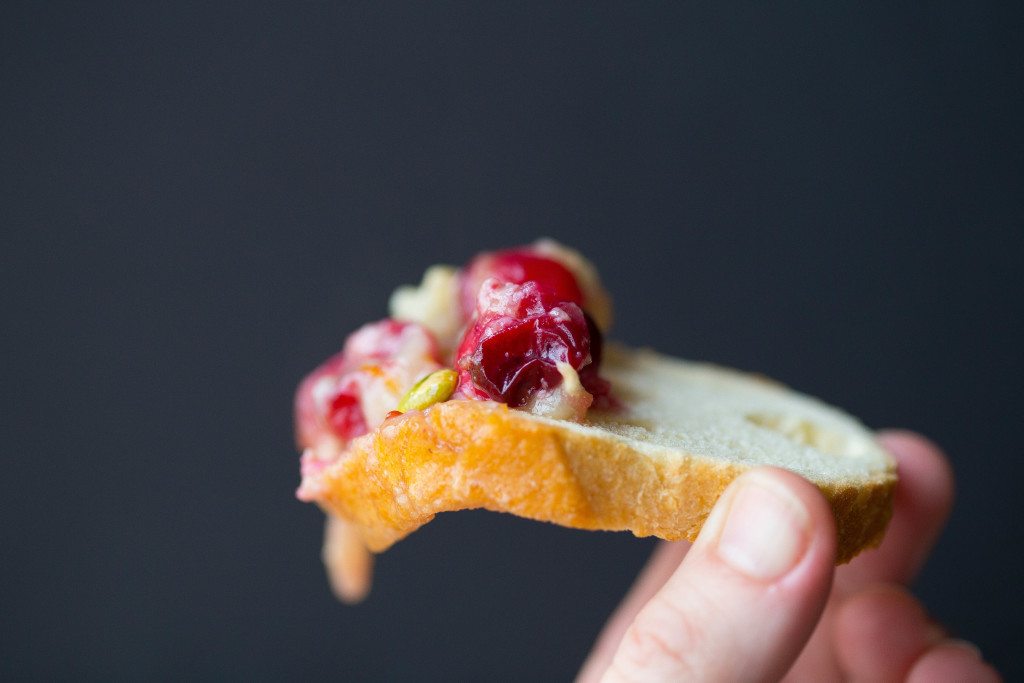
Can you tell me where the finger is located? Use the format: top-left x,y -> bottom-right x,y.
837,431 -> 954,592
780,600 -> 845,681
833,584 -> 945,681
907,641 -> 1002,683
603,468 -> 835,682
577,541 -> 691,683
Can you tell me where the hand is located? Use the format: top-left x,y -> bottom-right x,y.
577,431 -> 1002,682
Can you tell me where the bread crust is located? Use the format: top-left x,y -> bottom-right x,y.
313,399 -> 895,564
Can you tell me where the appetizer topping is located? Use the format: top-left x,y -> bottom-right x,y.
454,278 -> 605,418
459,247 -> 585,321
295,319 -> 442,448
577,311 -> 613,406
397,368 -> 459,413
522,362 -> 594,420
531,238 -> 613,332
323,377 -> 368,443
299,241 -> 613,455
389,265 -> 464,354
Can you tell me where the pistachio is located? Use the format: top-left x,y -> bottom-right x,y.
396,369 -> 458,413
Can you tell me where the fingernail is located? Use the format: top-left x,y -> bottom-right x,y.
715,475 -> 811,581
946,639 -> 983,659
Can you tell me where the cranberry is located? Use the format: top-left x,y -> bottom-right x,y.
295,319 -> 441,447
460,248 -> 584,318
578,312 -> 612,404
342,318 -> 438,364
325,379 -> 367,440
456,279 -> 594,407
294,348 -> 348,448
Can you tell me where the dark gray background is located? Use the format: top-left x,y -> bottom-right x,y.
3,2 -> 1021,679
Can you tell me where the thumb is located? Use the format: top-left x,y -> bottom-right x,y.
602,468 -> 836,683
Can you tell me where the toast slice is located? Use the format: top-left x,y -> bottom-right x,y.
306,344 -> 896,579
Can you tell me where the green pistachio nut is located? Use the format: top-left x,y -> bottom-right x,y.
397,369 -> 458,413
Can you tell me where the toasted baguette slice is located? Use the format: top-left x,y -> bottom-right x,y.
310,344 -> 896,572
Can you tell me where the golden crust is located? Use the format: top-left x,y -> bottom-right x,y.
313,400 -> 895,564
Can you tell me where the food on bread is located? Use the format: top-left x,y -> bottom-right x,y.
294,240 -> 896,602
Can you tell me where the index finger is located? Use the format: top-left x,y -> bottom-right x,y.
835,430 -> 955,594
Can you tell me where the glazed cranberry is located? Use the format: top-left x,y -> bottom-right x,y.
456,279 -> 593,406
460,248 -> 584,318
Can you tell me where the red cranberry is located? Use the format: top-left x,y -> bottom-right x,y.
456,279 -> 594,407
295,319 -> 440,446
325,378 -> 367,440
460,248 -> 584,318
578,312 -> 612,405
342,318 -> 438,364
294,348 -> 348,448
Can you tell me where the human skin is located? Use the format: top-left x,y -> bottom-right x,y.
577,431 -> 1002,682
